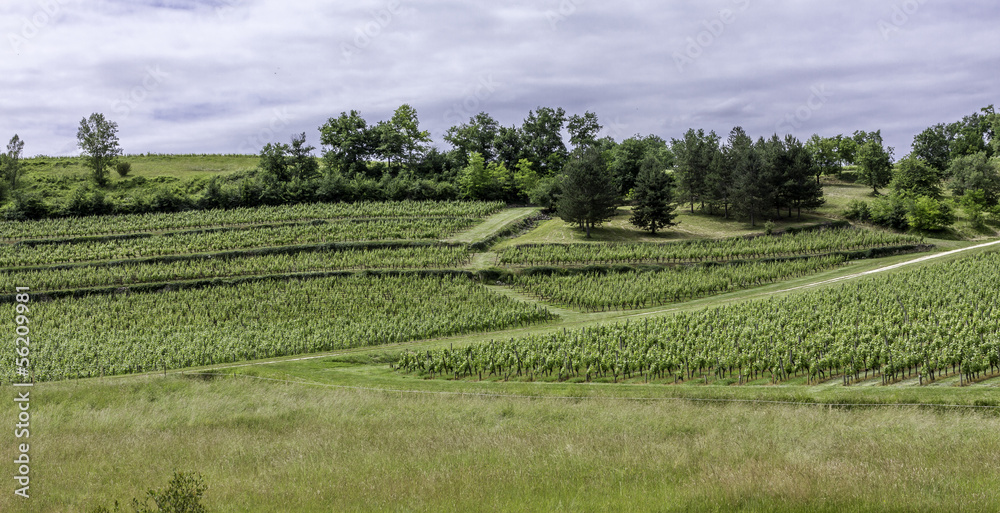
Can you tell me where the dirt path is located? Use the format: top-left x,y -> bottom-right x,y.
774,238 -> 1000,295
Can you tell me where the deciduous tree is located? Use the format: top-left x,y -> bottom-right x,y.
856,133 -> 894,194
77,113 -> 122,187
4,134 -> 24,189
891,154 -> 942,199
948,152 -> 1000,206
522,107 -> 567,175
567,111 -> 601,149
911,124 -> 951,173
444,112 -> 500,166
319,110 -> 377,177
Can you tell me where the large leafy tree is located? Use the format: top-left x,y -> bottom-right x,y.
948,152 -> 1000,206
834,134 -> 857,167
392,104 -> 431,169
947,112 -> 991,160
608,135 -> 671,198
258,141 -> 291,181
444,112 -> 500,166
3,134 -> 25,190
629,154 -> 677,235
891,154 -> 942,199
987,105 -> 1000,155
856,132 -> 894,194
805,134 -> 839,184
912,124 -> 951,173
493,124 -> 525,171
288,133 -> 319,180
374,104 -> 430,175
458,152 -> 510,201
557,147 -> 619,238
521,107 -> 567,175
319,110 -> 378,177
566,111 -> 601,149
77,113 -> 122,187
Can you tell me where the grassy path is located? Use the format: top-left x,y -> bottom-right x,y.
444,207 -> 539,244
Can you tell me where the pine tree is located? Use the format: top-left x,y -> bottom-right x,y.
630,155 -> 678,235
557,147 -> 620,238
784,135 -> 825,218
671,129 -> 717,213
728,128 -> 771,227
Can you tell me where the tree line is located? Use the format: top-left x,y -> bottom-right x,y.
2,105 -> 997,232
840,105 -> 1000,231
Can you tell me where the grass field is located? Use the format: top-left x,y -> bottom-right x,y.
2,375 -> 999,512
21,154 -> 259,182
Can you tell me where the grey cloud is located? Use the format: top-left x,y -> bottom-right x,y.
0,0 -> 997,157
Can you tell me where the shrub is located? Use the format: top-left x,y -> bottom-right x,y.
868,195 -> 909,230
116,161 -> 132,178
906,196 -> 955,231
90,471 -> 207,513
843,199 -> 871,221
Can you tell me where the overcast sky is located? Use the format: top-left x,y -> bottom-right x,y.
2,0 -> 997,159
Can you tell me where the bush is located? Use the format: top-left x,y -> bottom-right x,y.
528,175 -> 562,211
149,187 -> 193,212
843,199 -> 871,221
63,185 -> 114,216
116,161 -> 132,178
4,191 -> 51,220
906,196 -> 954,231
960,190 -> 988,228
90,471 -> 208,513
868,195 -> 909,230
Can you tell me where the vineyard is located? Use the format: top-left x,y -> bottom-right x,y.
497,227 -> 923,266
507,255 -> 846,311
0,217 -> 478,267
0,200 -> 505,241
0,245 -> 470,292
398,251 -> 1000,386
0,274 -> 553,382
1,196 -> 966,390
